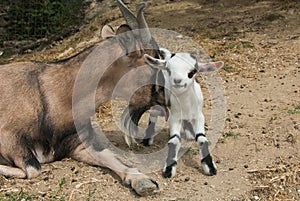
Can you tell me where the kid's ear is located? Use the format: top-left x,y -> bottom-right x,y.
144,54 -> 167,70
198,61 -> 224,72
159,48 -> 172,60
101,25 -> 115,39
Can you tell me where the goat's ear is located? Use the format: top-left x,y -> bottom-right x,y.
198,61 -> 224,72
116,24 -> 137,54
159,48 -> 172,60
144,54 -> 167,70
101,25 -> 115,39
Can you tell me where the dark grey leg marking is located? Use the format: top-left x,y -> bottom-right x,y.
143,119 -> 156,146
195,133 -> 217,176
182,120 -> 195,140
163,134 -> 181,178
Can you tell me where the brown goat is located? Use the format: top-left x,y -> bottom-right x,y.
0,0 -> 160,196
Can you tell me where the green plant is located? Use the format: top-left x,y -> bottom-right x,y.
86,190 -> 94,201
288,105 -> 300,114
224,131 -> 240,139
49,177 -> 66,201
0,188 -> 37,201
3,0 -> 84,41
223,65 -> 235,72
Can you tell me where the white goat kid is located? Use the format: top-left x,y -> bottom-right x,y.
144,49 -> 223,178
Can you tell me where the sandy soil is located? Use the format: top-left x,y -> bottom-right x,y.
0,0 -> 299,200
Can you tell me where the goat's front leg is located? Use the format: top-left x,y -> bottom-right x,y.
71,145 -> 158,196
71,122 -> 159,196
163,117 -> 181,178
193,114 -> 217,176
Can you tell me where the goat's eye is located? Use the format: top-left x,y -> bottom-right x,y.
188,69 -> 197,79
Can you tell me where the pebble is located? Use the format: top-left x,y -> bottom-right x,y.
267,39 -> 278,44
184,177 -> 190,182
75,183 -> 83,189
38,191 -> 47,197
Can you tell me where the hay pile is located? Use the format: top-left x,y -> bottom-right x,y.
248,156 -> 300,200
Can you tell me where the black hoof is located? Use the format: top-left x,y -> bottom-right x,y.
142,138 -> 151,146
163,161 -> 177,178
201,154 -> 217,176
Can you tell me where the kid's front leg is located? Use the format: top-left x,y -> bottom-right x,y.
163,118 -> 181,178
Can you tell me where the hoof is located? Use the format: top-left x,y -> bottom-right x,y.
162,162 -> 177,178
142,138 -> 153,146
132,178 -> 159,196
201,155 -> 217,176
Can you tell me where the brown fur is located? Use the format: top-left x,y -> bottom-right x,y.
0,1 -> 160,196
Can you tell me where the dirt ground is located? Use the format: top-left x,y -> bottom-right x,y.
0,0 -> 299,200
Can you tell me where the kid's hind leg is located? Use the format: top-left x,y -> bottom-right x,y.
143,115 -> 157,146
143,105 -> 168,146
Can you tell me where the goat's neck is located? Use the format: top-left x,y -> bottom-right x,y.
170,81 -> 202,114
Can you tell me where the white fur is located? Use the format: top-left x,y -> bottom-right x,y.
145,49 -> 223,177
145,51 -> 205,136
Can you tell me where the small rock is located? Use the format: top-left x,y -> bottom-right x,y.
204,181 -> 208,185
244,164 -> 249,169
184,177 -> 190,182
230,125 -> 238,129
267,39 -> 278,45
75,183 -> 83,189
253,195 -> 260,200
38,191 -> 47,197
294,125 -> 299,130
229,167 -> 234,171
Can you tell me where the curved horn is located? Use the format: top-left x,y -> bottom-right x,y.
136,2 -> 152,45
116,0 -> 138,30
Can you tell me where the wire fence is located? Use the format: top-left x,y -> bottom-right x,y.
0,0 -> 85,55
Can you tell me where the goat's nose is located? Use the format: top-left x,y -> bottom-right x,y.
174,79 -> 182,84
